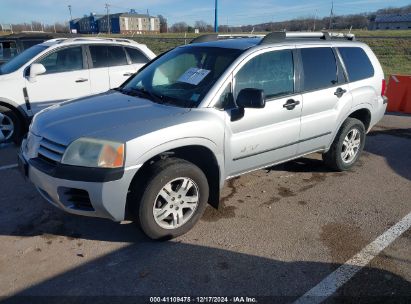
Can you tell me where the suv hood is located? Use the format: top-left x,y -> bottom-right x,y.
31,91 -> 191,145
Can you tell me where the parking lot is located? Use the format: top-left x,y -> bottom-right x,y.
0,113 -> 410,303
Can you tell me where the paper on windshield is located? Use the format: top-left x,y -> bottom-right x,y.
177,68 -> 211,85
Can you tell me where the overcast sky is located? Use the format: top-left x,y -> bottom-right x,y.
0,0 -> 409,26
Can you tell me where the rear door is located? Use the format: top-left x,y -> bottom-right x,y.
107,45 -> 135,88
25,46 -> 91,113
88,44 -> 111,94
297,46 -> 352,155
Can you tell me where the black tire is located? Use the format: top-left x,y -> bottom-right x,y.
323,118 -> 365,171
0,105 -> 23,144
131,158 -> 209,240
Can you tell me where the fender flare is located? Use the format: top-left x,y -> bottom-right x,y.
0,97 -> 31,126
128,136 -> 225,188
326,103 -> 373,151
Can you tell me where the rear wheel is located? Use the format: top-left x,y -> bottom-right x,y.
131,158 -> 209,240
0,105 -> 23,144
323,118 -> 365,171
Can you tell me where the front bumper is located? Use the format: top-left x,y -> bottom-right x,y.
18,145 -> 140,221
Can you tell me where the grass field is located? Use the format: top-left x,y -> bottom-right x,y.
1,30 -> 410,76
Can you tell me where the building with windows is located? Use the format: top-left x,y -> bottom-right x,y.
372,13 -> 411,30
69,13 -> 104,34
98,10 -> 160,34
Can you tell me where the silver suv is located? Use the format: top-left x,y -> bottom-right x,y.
19,32 -> 388,239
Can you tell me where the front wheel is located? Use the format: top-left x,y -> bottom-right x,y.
133,158 -> 209,240
323,118 -> 365,171
0,105 -> 23,144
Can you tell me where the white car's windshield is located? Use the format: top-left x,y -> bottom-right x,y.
121,46 -> 243,108
0,44 -> 48,75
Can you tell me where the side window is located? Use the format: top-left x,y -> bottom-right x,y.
89,45 -> 109,68
107,46 -> 128,66
300,47 -> 338,91
338,47 -> 374,82
38,47 -> 83,74
234,50 -> 294,99
126,47 -> 149,64
0,41 -> 18,60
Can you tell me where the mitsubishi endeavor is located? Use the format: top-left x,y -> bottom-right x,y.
19,32 -> 388,239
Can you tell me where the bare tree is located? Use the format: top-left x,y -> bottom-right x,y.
170,22 -> 189,33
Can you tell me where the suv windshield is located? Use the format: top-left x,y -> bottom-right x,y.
122,46 -> 243,107
0,44 -> 48,75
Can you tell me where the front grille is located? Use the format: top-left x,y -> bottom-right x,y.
37,137 -> 67,165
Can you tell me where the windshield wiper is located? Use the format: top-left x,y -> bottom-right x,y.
128,87 -> 165,104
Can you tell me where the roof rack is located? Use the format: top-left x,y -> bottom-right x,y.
47,37 -> 140,44
260,31 -> 355,44
190,31 -> 355,45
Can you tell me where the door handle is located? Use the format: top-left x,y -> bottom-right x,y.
75,78 -> 88,83
283,99 -> 300,110
334,87 -> 347,98
123,72 -> 134,77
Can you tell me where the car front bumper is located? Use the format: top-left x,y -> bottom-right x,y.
18,142 -> 140,222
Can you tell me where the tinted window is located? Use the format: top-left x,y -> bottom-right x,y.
301,48 -> 337,91
22,40 -> 43,50
126,47 -> 149,64
107,46 -> 128,66
89,45 -> 109,68
235,50 -> 294,99
0,41 -> 18,61
38,47 -> 83,74
338,47 -> 374,82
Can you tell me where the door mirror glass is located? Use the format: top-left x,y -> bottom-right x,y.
29,63 -> 46,78
236,88 -> 265,109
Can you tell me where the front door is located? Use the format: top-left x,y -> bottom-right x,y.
25,46 -> 91,113
225,48 -> 302,176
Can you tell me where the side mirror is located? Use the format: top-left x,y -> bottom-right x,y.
29,63 -> 46,81
236,88 -> 265,109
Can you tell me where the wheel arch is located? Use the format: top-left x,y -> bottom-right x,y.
327,105 -> 372,152
125,140 -> 224,219
0,98 -> 30,129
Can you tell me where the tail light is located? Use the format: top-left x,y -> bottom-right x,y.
381,79 -> 386,96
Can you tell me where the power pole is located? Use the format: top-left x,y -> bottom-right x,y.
214,0 -> 218,33
313,10 -> 317,31
68,5 -> 73,21
105,3 -> 110,34
329,0 -> 334,30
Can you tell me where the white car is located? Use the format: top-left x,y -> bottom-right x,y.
0,37 -> 156,143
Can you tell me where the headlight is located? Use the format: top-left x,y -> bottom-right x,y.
62,138 -> 124,168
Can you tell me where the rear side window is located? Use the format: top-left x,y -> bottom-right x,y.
235,50 -> 294,99
89,45 -> 109,68
126,47 -> 149,64
301,47 -> 337,91
338,47 -> 374,82
107,46 -> 128,66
